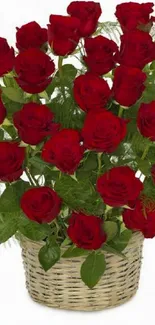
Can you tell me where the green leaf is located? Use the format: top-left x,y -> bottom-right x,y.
62,245 -> 89,258
38,241 -> 61,271
102,244 -> 126,259
29,156 -> 50,173
0,181 -> 30,213
1,93 -> 22,119
81,252 -> 106,289
109,229 -> 132,252
18,217 -> 50,241
0,215 -> 18,242
2,125 -> 18,140
1,87 -> 24,103
0,128 -> 4,140
103,221 -> 118,242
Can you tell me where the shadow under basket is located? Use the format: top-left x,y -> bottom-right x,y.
20,232 -> 144,311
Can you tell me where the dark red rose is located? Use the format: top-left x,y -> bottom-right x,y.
82,110 -> 127,153
0,94 -> 6,124
16,21 -> 47,51
84,36 -> 118,75
112,66 -> 146,107
151,165 -> 155,183
13,102 -> 60,145
14,48 -> 55,94
42,129 -> 84,174
115,2 -> 155,33
0,142 -> 25,182
97,166 -> 143,207
116,30 -> 155,69
0,38 -> 14,77
73,73 -> 111,112
21,186 -> 62,224
48,15 -> 80,56
137,101 -> 155,141
67,211 -> 106,250
67,1 -> 102,37
123,198 -> 155,238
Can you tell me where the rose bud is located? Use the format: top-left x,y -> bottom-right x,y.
16,21 -> 47,51
137,101 -> 155,141
67,1 -> 102,37
42,129 -> 84,174
67,211 -> 107,250
0,142 -> 25,182
21,187 -> 62,224
14,48 -> 55,94
97,166 -> 143,207
0,38 -> 14,77
13,102 -> 60,145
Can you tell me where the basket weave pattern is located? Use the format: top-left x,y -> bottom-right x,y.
21,232 -> 144,311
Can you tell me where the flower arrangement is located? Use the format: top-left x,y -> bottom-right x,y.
0,1 -> 155,290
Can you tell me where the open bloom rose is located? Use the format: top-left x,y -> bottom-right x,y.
16,21 -> 47,51
73,73 -> 111,112
115,2 -> 155,33
137,101 -> 155,141
67,211 -> 107,250
67,1 -> 102,37
82,109 -> 127,153
84,36 -> 118,75
0,94 -> 6,124
42,129 -> 84,174
13,103 -> 60,145
113,66 -> 146,107
48,15 -> 80,56
14,48 -> 55,94
21,187 -> 62,224
0,38 -> 14,76
97,166 -> 143,207
0,142 -> 25,182
116,30 -> 155,69
123,199 -> 155,238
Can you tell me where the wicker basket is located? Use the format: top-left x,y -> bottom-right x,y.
20,232 -> 144,311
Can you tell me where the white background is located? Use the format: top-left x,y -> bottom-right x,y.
0,0 -> 155,324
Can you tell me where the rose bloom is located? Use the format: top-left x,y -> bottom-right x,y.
0,142 -> 25,182
137,101 -> 155,141
123,198 -> 155,238
67,211 -> 107,250
0,94 -> 6,124
82,109 -> 127,153
84,36 -> 118,75
14,48 -> 55,94
16,21 -> 47,51
67,1 -> 102,37
13,102 -> 60,145
48,15 -> 80,56
112,66 -> 146,107
97,166 -> 143,207
0,38 -> 14,77
116,30 -> 155,69
42,129 -> 84,174
73,73 -> 111,112
21,187 -> 62,224
115,2 -> 155,33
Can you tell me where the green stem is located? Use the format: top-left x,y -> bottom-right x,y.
58,56 -> 63,79
141,143 -> 151,160
98,153 -> 102,176
25,169 -> 35,186
118,106 -> 124,118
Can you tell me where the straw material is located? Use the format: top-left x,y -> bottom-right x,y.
20,232 -> 144,311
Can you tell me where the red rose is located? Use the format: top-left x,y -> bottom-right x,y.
67,211 -> 106,250
84,36 -> 118,75
13,103 -> 60,145
0,38 -> 14,77
21,186 -> 62,224
82,110 -> 127,153
123,199 -> 155,238
73,73 -> 111,112
115,2 -> 155,33
0,142 -> 25,182
0,94 -> 6,124
151,165 -> 155,183
48,15 -> 80,56
97,166 -> 143,207
112,66 -> 146,107
14,48 -> 55,94
16,21 -> 47,51
42,129 -> 84,174
137,101 -> 155,141
67,1 -> 102,37
116,30 -> 155,69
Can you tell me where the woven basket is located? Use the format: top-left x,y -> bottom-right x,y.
20,232 -> 144,311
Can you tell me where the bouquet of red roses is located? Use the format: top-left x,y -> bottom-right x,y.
0,1 -> 155,288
